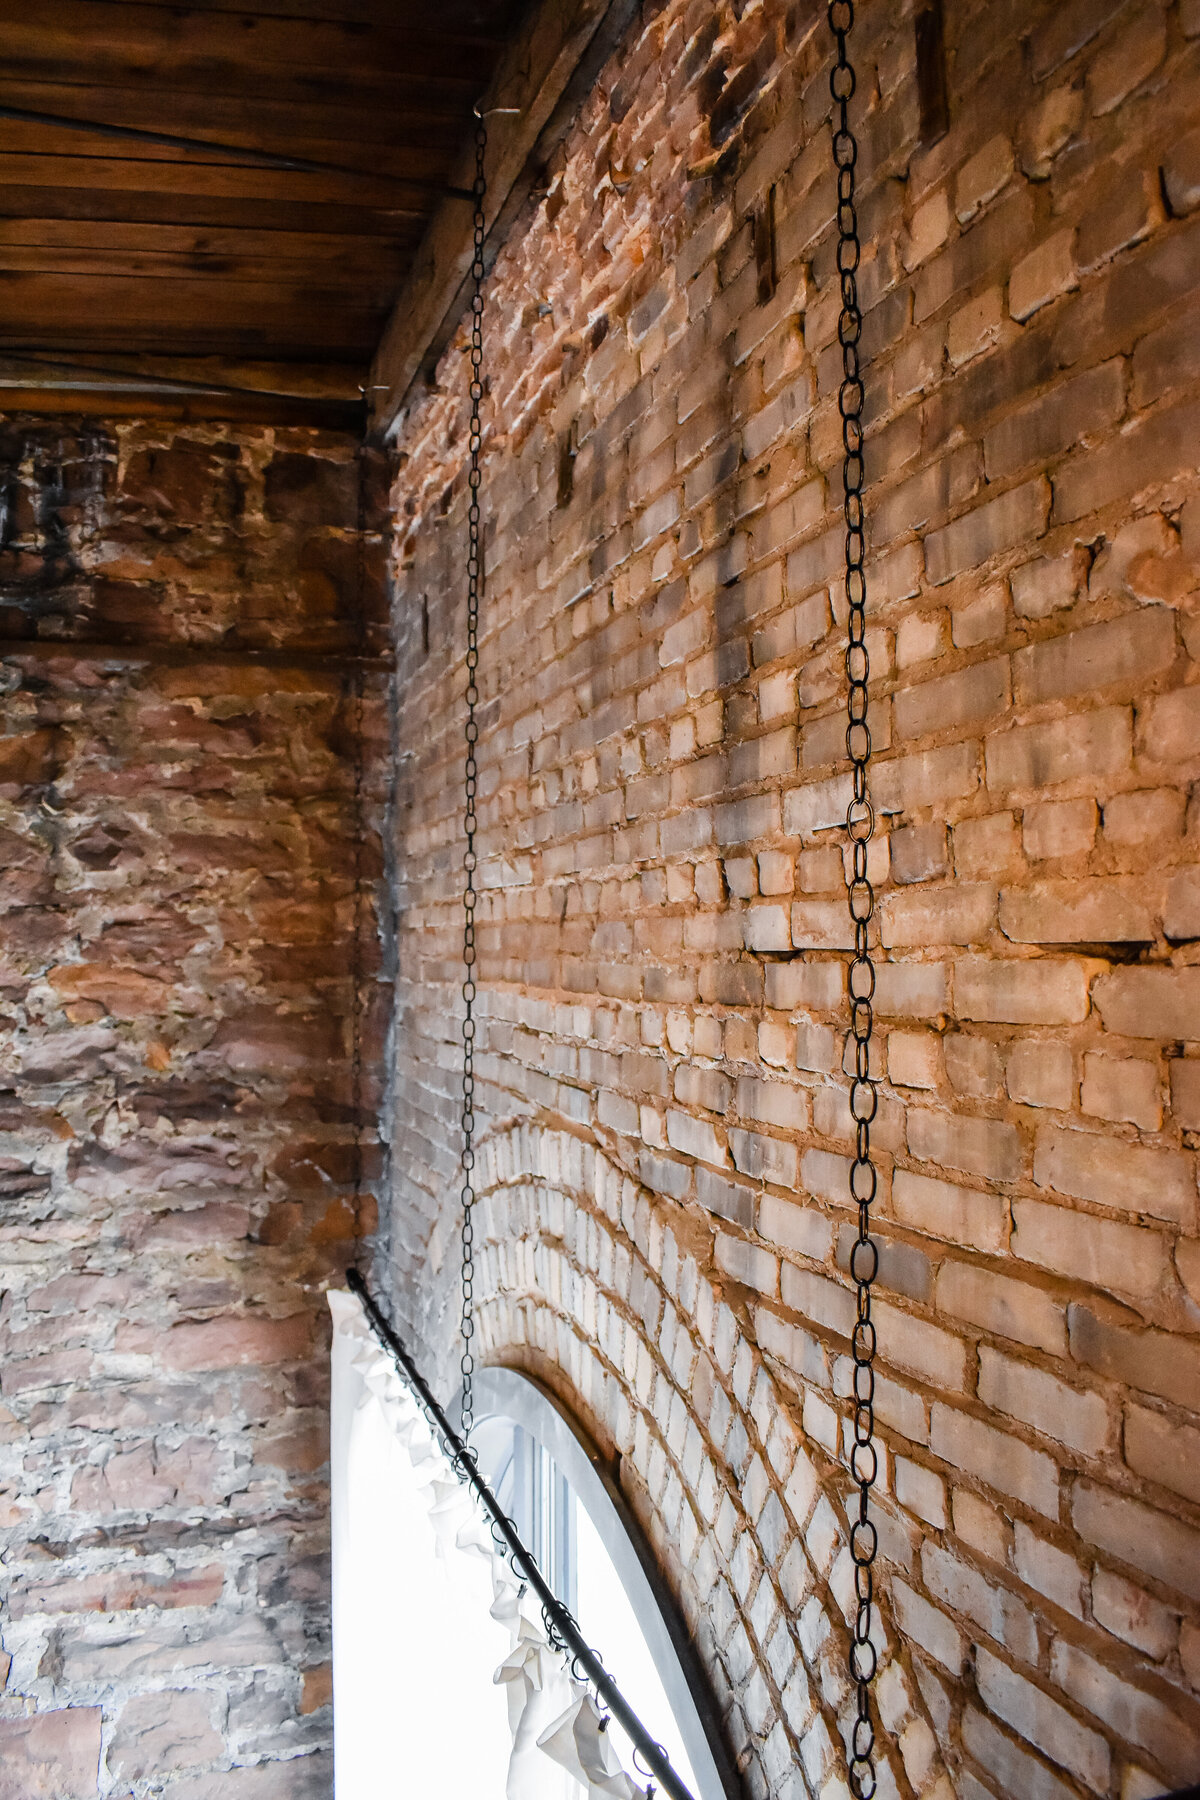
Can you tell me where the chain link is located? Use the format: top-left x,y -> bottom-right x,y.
828,6 -> 879,1798
459,109 -> 487,1443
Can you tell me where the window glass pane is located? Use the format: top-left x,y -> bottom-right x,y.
478,1412 -> 701,1798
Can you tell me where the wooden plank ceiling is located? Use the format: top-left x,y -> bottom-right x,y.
0,0 -> 526,423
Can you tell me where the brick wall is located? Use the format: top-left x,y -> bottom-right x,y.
384,3 -> 1200,1798
0,419 -> 387,1797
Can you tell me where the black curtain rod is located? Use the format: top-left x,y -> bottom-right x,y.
344,1267 -> 697,1800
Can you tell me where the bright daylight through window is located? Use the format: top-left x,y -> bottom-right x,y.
330,1300 -> 732,1800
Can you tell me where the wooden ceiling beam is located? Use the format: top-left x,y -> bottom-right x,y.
0,382 -> 365,427
0,351 -> 369,425
0,152 -> 448,209
0,79 -> 466,155
0,4 -> 504,90
0,351 -> 365,396
96,0 -> 508,28
369,0 -> 637,440
0,185 -> 420,236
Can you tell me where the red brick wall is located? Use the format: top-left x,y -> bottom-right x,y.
0,420 -> 387,1797
385,3 -> 1200,1797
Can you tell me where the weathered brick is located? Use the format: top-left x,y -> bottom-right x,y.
955,955 -> 1091,1025
1014,1523 -> 1086,1621
1033,1125 -> 1193,1225
977,1346 -> 1109,1455
881,883 -> 997,948
961,1705 -> 1077,1800
872,742 -> 980,813
1021,798 -> 1097,861
1006,1039 -> 1074,1110
937,1259 -> 1066,1354
931,1404 -> 1059,1515
922,1542 -> 1038,1660
1011,547 -> 1085,618
892,1168 -> 1010,1252
0,1710 -> 103,1799
1073,1483 -> 1200,1604
666,1108 -> 728,1167
1171,1057 -> 1200,1129
873,1298 -> 968,1390
1053,397 -> 1200,524
999,878 -> 1154,944
109,1690 -> 222,1782
925,480 -> 1051,587
874,960 -> 949,1018
894,1456 -> 947,1528
985,706 -> 1132,791
1069,1304 -> 1200,1409
984,361 -> 1125,483
162,1313 -> 312,1373
956,137 -> 1016,224
1087,8 -> 1167,114
1124,1403 -> 1200,1506
1093,966 -> 1200,1042
893,658 -> 1011,739
974,1647 -> 1110,1791
1014,1197 -> 1170,1300
1139,684 -> 1200,763
891,1581 -> 966,1674
1013,607 -> 1176,706
1163,124 -> 1200,218
1091,1566 -> 1176,1659
908,1105 -> 1022,1182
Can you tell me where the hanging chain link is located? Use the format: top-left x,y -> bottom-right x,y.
829,6 -> 880,1798
459,108 -> 487,1444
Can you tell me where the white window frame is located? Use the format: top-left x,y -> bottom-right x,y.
471,1367 -> 742,1800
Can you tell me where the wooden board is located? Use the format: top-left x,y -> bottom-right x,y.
0,0 -> 525,387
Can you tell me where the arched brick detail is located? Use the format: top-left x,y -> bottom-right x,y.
472,1120 -> 950,1800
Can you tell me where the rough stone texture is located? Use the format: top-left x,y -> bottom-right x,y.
0,420 -> 387,1794
379,3 -> 1200,1799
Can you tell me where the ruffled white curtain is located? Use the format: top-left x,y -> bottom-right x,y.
329,1290 -> 641,1800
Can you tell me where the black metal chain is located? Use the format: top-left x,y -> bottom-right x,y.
459,108 -> 487,1443
829,6 -> 880,1798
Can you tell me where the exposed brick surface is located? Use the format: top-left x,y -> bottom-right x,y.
0,421 -> 386,1794
378,2 -> 1200,1797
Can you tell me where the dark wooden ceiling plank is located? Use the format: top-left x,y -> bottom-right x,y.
0,382 -> 365,427
0,245 -> 403,292
0,268 -> 388,318
0,58 -> 481,113
1,332 -> 379,357
0,112 -> 455,186
0,315 -> 384,357
0,78 -> 466,154
0,4 -> 505,88
0,217 -> 415,268
0,151 -> 449,209
69,0 -> 516,31
0,349 -> 366,397
0,184 -> 418,235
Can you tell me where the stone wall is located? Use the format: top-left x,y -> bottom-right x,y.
0,419 -> 388,1797
384,3 -> 1200,1798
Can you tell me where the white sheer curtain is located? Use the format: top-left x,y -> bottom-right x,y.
329,1290 -> 640,1800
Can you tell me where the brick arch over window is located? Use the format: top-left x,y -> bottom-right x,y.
471,1120 -> 950,1800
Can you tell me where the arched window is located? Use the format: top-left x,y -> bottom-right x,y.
472,1368 -> 740,1800
330,1294 -> 738,1800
